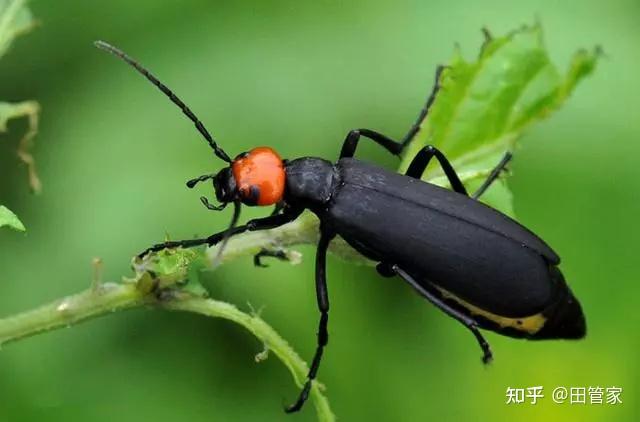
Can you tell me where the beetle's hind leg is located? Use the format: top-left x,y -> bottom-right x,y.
401,65 -> 446,147
472,152 -> 513,199
285,228 -> 335,413
391,265 -> 493,364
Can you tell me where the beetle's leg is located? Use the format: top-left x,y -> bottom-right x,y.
137,207 -> 303,258
391,265 -> 493,364
137,237 -> 214,259
253,249 -> 288,267
339,128 -> 404,159
401,65 -> 445,146
199,196 -> 226,211
271,202 -> 285,215
405,145 -> 468,195
286,228 -> 335,413
472,152 -> 513,199
341,66 -> 445,159
253,203 -> 289,266
341,66 -> 446,159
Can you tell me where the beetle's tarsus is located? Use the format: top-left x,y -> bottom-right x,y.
200,196 -> 226,211
474,327 -> 493,364
285,381 -> 312,413
254,249 -> 288,267
472,152 -> 513,199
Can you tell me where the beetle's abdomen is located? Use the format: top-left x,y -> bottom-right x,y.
325,159 -> 566,318
429,266 -> 585,339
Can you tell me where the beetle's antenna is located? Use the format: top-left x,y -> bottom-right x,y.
94,40 -> 232,163
212,200 -> 242,266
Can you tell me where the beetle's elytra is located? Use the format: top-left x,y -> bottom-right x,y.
96,41 -> 585,413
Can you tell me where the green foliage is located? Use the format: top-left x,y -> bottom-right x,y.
132,247 -> 210,297
400,25 -> 599,215
0,16 -> 602,422
0,100 -> 40,193
0,0 -> 39,228
0,0 -> 34,59
0,205 -> 25,231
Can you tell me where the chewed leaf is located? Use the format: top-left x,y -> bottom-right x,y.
399,25 -> 599,213
0,0 -> 35,59
0,101 -> 41,192
0,205 -> 25,231
130,247 -> 204,292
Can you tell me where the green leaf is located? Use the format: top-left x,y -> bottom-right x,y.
0,0 -> 34,59
131,247 -> 203,293
399,25 -> 599,215
0,205 -> 25,231
0,0 -> 41,193
0,100 -> 42,192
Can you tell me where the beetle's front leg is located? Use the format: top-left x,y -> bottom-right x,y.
340,66 -> 447,160
339,128 -> 404,159
252,202 -> 289,267
253,249 -> 289,267
137,207 -> 303,258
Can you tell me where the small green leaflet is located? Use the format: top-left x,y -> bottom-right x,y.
399,25 -> 599,216
0,1 -> 41,192
0,205 -> 25,231
0,0 -> 34,59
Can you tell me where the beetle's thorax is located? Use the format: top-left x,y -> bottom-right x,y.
284,157 -> 340,210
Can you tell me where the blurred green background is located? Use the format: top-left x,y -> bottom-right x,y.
1,0 -> 638,421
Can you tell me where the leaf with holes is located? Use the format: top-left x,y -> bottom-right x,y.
399,25 -> 599,216
0,101 -> 41,192
0,1 -> 41,192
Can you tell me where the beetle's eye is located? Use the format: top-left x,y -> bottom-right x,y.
239,185 -> 260,205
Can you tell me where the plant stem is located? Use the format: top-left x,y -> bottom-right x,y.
162,295 -> 334,421
0,282 -> 144,345
0,212 -> 337,421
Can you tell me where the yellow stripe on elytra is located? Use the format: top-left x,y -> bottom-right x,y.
436,287 -> 546,334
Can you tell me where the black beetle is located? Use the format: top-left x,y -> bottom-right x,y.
95,41 -> 586,413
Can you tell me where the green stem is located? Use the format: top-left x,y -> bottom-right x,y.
0,282 -> 144,345
162,295 -> 333,421
0,212 -> 336,422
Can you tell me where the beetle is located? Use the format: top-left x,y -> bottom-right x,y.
95,41 -> 586,413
